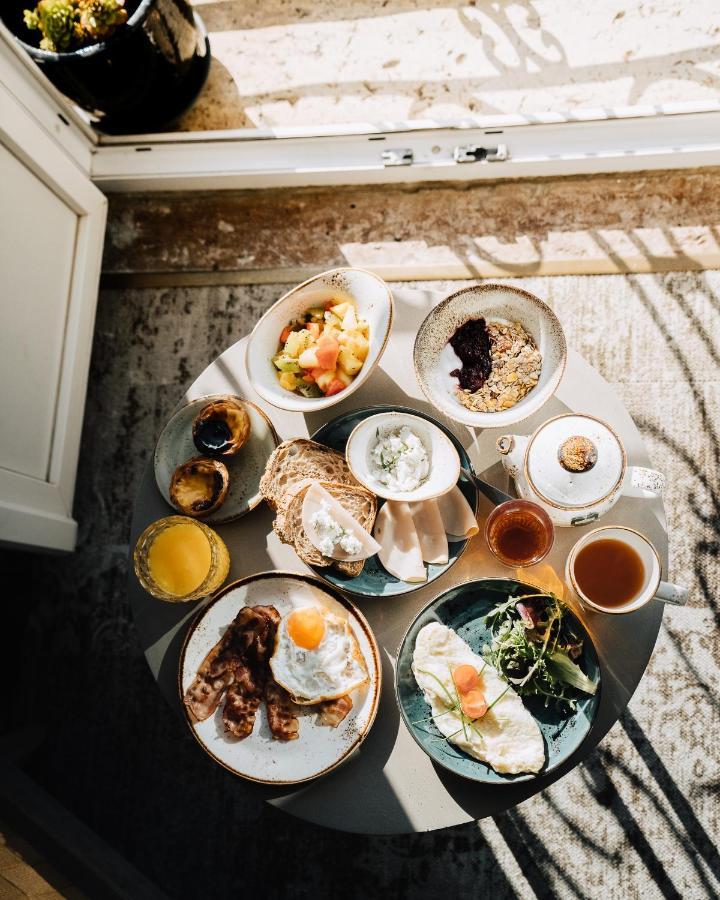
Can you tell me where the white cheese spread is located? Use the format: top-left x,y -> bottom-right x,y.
370,425 -> 430,492
310,502 -> 363,557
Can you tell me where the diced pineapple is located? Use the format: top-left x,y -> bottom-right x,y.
314,369 -> 336,392
298,345 -> 320,369
330,301 -> 350,318
284,329 -> 312,358
341,305 -> 358,331
338,348 -> 364,376
335,368 -> 353,387
324,311 -> 342,328
278,372 -> 299,391
342,331 -> 369,361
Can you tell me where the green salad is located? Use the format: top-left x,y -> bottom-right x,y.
483,591 -> 598,709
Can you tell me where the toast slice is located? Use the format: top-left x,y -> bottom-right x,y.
281,480 -> 377,577
260,439 -> 358,513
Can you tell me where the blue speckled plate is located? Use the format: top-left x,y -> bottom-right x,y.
311,405 -> 479,598
395,578 -> 601,783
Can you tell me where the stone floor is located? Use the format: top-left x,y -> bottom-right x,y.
102,168 -> 720,284
176,0 -> 720,132
4,271 -> 719,898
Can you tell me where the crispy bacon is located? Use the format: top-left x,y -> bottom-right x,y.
315,695 -> 353,727
223,679 -> 263,738
265,678 -> 299,741
183,604 -> 281,737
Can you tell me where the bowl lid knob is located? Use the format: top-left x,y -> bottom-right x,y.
558,435 -> 598,472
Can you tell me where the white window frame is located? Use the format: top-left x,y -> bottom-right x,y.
91,101 -> 720,192
4,21 -> 720,192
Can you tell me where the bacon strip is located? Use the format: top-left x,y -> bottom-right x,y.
265,678 -> 299,741
315,695 -> 353,727
183,604 -> 280,738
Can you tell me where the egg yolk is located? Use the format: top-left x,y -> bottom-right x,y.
452,664 -> 479,694
287,607 -> 326,650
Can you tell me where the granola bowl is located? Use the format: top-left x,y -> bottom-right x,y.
413,284 -> 567,429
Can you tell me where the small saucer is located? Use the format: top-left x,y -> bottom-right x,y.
154,393 -> 279,524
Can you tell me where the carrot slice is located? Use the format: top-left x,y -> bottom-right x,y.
279,326 -> 292,344
460,689 -> 487,720
452,665 -> 479,695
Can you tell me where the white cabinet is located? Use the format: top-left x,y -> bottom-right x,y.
0,29 -> 106,552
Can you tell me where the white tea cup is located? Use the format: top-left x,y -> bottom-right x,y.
565,525 -> 688,614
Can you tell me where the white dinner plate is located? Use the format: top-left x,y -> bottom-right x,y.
154,393 -> 279,524
178,572 -> 381,784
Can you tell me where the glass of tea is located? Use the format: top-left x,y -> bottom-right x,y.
134,515 -> 230,602
485,499 -> 554,568
566,525 -> 688,613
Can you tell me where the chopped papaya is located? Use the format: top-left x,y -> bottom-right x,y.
315,334 -> 339,370
324,378 -> 347,396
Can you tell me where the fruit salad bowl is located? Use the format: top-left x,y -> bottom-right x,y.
246,268 -> 394,413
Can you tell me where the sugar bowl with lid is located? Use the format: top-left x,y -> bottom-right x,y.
496,413 -> 665,527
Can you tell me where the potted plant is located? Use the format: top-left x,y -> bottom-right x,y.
1,0 -> 210,134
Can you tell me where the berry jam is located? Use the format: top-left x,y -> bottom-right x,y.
193,419 -> 233,455
449,318 -> 493,391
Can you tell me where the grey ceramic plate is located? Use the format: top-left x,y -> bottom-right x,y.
311,405 -> 479,597
179,572 -> 381,784
395,578 -> 601,783
154,393 -> 279,524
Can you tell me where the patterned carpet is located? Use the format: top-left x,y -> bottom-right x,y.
4,272 -> 719,899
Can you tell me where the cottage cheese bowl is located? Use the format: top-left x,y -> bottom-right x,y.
246,268 -> 393,412
345,411 -> 460,502
414,284 -> 567,429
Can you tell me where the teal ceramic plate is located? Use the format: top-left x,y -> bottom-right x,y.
311,405 -> 479,598
395,578 -> 602,783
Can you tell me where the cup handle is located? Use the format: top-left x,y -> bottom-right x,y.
654,581 -> 688,606
624,466 -> 665,499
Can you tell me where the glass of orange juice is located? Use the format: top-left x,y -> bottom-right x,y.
133,515 -> 230,602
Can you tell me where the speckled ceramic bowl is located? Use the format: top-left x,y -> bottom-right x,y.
413,284 -> 567,429
246,268 -> 393,412
345,410 -> 460,502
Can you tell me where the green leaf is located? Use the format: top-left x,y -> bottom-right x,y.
546,651 -> 598,695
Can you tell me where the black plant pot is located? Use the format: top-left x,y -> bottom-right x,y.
2,0 -> 210,134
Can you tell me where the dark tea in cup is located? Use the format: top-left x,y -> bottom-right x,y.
573,538 -> 645,608
485,499 -> 554,567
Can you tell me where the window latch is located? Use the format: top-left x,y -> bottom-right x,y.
381,148 -> 414,167
453,143 -> 508,164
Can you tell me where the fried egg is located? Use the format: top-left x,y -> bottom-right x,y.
412,623 -> 545,775
270,606 -> 369,704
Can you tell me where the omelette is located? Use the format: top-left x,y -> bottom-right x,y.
412,623 -> 545,775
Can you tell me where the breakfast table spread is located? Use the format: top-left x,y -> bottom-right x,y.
127,282 -> 669,835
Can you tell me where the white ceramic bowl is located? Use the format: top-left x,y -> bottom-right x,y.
345,411 -> 460,502
246,268 -> 394,412
413,284 -> 567,429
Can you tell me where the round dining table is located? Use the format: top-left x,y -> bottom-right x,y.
127,286 -> 667,834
